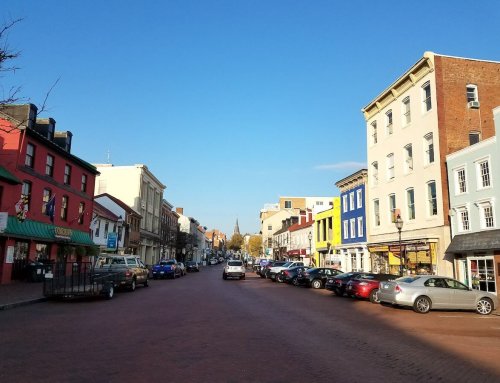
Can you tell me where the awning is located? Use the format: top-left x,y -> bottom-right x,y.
2,216 -> 95,246
0,166 -> 22,185
446,230 -> 500,253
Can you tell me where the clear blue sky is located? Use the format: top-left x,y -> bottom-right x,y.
3,1 -> 500,236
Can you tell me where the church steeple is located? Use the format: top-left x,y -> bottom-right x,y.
234,219 -> 240,235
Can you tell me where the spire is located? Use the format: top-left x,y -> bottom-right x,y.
234,218 -> 240,235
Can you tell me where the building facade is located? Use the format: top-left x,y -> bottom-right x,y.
160,200 -> 178,260
0,104 -> 98,284
314,197 -> 341,268
363,52 -> 500,277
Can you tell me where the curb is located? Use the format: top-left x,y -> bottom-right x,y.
0,297 -> 48,311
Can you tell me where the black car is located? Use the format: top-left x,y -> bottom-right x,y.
296,268 -> 344,289
185,261 -> 200,272
276,266 -> 309,285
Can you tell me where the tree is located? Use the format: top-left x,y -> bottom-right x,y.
247,235 -> 262,257
227,233 -> 244,252
0,18 -> 22,107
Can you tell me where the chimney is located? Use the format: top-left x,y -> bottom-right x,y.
176,207 -> 184,215
34,118 -> 56,140
0,103 -> 38,130
54,131 -> 73,153
300,210 -> 306,225
308,209 -> 313,222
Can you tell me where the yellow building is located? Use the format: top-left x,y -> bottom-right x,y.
314,197 -> 341,267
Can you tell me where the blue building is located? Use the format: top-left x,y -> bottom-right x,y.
335,169 -> 369,272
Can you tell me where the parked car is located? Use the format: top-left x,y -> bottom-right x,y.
267,261 -> 299,281
258,260 -> 277,278
378,275 -> 498,315
255,258 -> 270,275
276,266 -> 309,284
152,259 -> 181,279
94,254 -> 149,291
325,272 -> 365,296
222,260 -> 246,280
177,262 -> 187,276
209,258 -> 218,265
296,267 -> 344,289
185,261 -> 200,272
345,273 -> 399,303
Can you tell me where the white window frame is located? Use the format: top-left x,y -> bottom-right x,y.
357,217 -> 364,237
422,81 -> 432,112
350,218 -> 356,238
424,133 -> 435,165
373,199 -> 380,227
404,144 -> 413,174
455,205 -> 470,233
469,131 -> 481,145
389,194 -> 396,222
406,188 -> 415,220
372,162 -> 379,186
349,192 -> 355,211
343,220 -> 349,239
386,109 -> 393,135
356,189 -> 362,208
386,153 -> 395,180
342,195 -> 348,213
454,166 -> 467,195
475,157 -> 492,190
476,200 -> 495,229
371,121 -> 378,145
402,96 -> 411,126
427,181 -> 438,217
466,84 -> 478,103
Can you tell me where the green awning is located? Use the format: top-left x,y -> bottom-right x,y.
0,166 -> 22,185
2,216 -> 95,246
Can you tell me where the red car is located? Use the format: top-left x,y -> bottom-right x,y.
346,273 -> 399,303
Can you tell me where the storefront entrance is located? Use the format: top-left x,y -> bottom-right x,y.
469,257 -> 496,293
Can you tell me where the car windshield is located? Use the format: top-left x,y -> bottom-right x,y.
282,262 -> 293,267
160,260 -> 176,265
228,261 -> 243,266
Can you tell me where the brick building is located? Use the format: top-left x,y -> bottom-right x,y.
362,52 -> 500,278
0,104 -> 99,284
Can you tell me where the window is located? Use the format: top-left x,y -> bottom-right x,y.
407,188 -> 415,220
469,131 -> 480,145
284,200 -> 292,209
372,162 -> 379,186
356,189 -> 362,208
64,164 -> 72,185
389,194 -> 396,222
61,195 -> 68,220
78,202 -> 85,224
25,143 -> 35,168
477,160 -> 491,189
386,153 -> 395,180
402,96 -> 411,126
455,168 -> 467,194
422,81 -> 432,112
357,217 -> 364,237
22,181 -> 32,210
81,174 -> 88,192
96,220 -> 101,237
104,222 -> 109,238
42,188 -> 51,214
373,199 -> 380,226
404,144 -> 413,173
350,219 -> 356,238
46,154 -> 54,177
349,192 -> 355,211
386,110 -> 393,135
466,84 -> 478,102
267,225 -> 272,231
342,195 -> 348,213
424,133 -> 434,165
478,201 -> 495,229
427,181 -> 437,216
343,220 -> 348,239
371,121 -> 378,145
456,207 -> 470,232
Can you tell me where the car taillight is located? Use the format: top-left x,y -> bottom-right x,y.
284,271 -> 289,276
125,270 -> 132,277
395,285 -> 402,294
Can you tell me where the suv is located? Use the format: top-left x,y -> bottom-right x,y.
268,261 -> 305,281
223,260 -> 246,280
95,254 -> 149,291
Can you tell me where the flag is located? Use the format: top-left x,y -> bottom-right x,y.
45,195 -> 56,222
15,195 -> 29,222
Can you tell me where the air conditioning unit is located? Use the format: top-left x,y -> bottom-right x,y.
468,101 -> 480,109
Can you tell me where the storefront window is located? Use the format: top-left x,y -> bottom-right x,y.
470,258 -> 496,293
35,243 -> 50,262
12,241 -> 29,280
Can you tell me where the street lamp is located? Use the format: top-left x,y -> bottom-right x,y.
308,232 -> 312,263
395,214 -> 404,276
116,215 -> 124,254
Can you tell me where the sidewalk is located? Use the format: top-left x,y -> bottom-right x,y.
0,281 -> 47,311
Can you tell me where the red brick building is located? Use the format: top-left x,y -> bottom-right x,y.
0,104 -> 99,284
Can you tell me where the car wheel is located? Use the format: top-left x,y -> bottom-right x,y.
144,279 -> 149,287
413,296 -> 431,314
129,279 -> 136,292
369,289 -> 380,303
223,273 -> 227,280
241,275 -> 246,280
276,275 -> 283,283
476,297 -> 493,315
312,279 -> 322,289
104,285 -> 114,300
292,277 -> 299,286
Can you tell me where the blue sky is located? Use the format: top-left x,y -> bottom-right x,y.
2,1 -> 500,236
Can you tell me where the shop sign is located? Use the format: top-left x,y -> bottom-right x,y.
406,244 -> 430,251
368,245 -> 388,252
54,226 -> 72,240
389,245 -> 405,253
0,212 -> 7,233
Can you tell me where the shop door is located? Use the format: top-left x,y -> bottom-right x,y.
469,257 -> 496,294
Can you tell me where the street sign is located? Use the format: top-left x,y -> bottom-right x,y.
107,232 -> 117,249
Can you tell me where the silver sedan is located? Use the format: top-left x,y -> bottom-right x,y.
378,275 -> 497,315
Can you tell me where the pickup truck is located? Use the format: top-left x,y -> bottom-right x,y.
268,261 -> 305,281
152,259 -> 181,279
94,254 -> 149,291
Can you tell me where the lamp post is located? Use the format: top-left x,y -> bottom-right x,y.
308,232 -> 312,264
116,215 -> 124,254
395,214 -> 404,276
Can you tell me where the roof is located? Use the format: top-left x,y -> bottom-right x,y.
93,201 -> 120,220
94,193 -> 142,217
446,230 -> 500,253
0,166 -> 22,185
289,220 -> 314,232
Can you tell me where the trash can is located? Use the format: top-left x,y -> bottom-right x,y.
28,262 -> 45,282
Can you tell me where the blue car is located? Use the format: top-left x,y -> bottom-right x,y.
152,259 -> 181,279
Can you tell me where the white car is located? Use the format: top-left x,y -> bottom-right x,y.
223,260 -> 246,280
